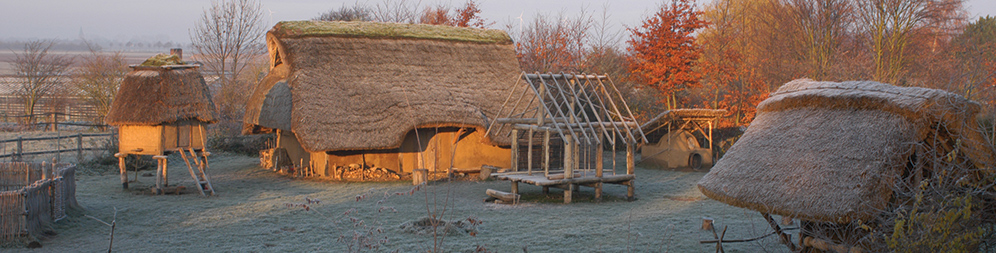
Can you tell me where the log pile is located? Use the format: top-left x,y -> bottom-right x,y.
331,164 -> 401,181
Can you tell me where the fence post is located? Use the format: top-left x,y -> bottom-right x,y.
77,133 -> 83,163
16,136 -> 22,162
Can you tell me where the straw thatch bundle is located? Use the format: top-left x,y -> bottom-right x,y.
698,79 -> 996,224
105,66 -> 217,126
243,21 -> 529,152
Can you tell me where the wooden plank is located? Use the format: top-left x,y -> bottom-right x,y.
119,125 -> 162,155
510,129 -> 519,172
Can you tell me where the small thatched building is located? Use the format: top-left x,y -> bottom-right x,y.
243,21 -> 533,180
106,53 -> 217,191
698,79 -> 996,250
640,109 -> 726,170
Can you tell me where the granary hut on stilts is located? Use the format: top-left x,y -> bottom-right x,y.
485,73 -> 647,203
697,79 -> 996,251
105,52 -> 218,196
243,21 -> 536,181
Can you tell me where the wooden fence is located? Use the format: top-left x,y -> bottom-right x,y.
0,162 -> 78,241
0,112 -> 109,131
0,133 -> 115,162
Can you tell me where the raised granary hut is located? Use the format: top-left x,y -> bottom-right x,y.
105,53 -> 218,195
697,79 -> 996,251
244,21 -> 535,181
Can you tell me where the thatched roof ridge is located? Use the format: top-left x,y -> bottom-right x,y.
698,79 -> 995,223
106,67 -> 217,126
243,21 -> 529,152
271,21 -> 512,44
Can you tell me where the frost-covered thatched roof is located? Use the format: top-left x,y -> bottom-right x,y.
105,66 -> 217,126
697,79 -> 996,223
243,21 -> 529,152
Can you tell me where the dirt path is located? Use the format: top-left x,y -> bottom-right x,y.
8,153 -> 792,252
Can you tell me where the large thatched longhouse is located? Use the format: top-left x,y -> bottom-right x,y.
244,21 -> 534,180
698,79 -> 996,250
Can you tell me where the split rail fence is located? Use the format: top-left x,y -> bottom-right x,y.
0,133 -> 116,162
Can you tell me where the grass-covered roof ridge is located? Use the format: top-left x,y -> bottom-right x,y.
139,54 -> 186,66
272,20 -> 512,44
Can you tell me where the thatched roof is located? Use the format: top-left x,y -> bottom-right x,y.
105,66 -> 217,126
243,21 -> 529,152
698,79 -> 995,223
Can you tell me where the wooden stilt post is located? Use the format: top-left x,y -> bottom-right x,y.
527,128 -> 533,175
510,181 -> 518,195
511,129 -> 519,172
543,130 -> 550,177
115,153 -> 128,189
154,155 -> 168,194
564,184 -> 573,204
595,133 -> 604,201
626,141 -> 635,200
564,134 -> 574,180
163,156 -> 169,187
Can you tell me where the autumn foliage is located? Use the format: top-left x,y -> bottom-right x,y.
626,0 -> 708,109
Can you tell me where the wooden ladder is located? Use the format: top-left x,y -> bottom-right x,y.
179,148 -> 215,196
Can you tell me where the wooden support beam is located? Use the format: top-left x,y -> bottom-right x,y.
511,129 -> 519,172
543,130 -> 550,177
564,183 -> 574,204
763,213 -> 797,251
527,128 -> 533,175
511,181 -> 519,195
564,134 -> 574,180
115,153 -> 128,189
153,155 -> 168,194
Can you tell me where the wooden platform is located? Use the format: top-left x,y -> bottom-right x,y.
493,171 -> 635,203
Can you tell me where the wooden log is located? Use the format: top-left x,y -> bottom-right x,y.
803,236 -> 863,253
486,189 -> 519,204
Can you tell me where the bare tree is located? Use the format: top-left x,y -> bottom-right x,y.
857,0 -> 964,85
191,0 -> 266,135
782,0 -> 854,80
74,41 -> 127,126
315,4 -> 373,21
373,0 -> 421,23
12,40 -> 74,125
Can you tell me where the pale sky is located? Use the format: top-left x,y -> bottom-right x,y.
1,0 -> 995,44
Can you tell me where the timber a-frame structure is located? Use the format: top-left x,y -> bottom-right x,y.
487,72 -> 647,203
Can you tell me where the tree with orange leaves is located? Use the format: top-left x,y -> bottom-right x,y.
626,0 -> 708,109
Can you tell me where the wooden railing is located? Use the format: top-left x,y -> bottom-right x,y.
0,133 -> 115,161
0,112 -> 109,131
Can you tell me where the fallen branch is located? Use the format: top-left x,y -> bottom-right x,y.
85,207 -> 117,253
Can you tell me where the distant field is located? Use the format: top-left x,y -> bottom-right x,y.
0,50 -> 164,75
